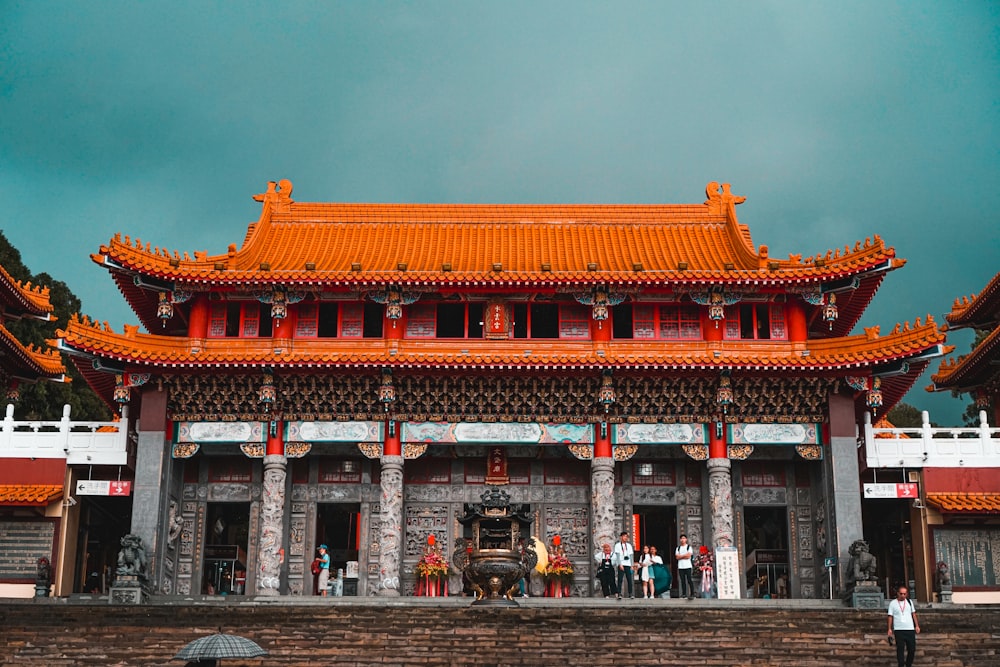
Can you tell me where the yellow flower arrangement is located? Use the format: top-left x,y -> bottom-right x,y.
416,547 -> 450,578
545,553 -> 574,578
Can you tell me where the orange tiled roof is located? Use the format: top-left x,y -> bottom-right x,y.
0,484 -> 63,506
0,322 -> 66,380
945,271 -> 1000,329
57,313 -> 945,371
94,180 -> 902,287
926,493 -> 1000,513
0,264 -> 54,317
930,323 -> 1000,391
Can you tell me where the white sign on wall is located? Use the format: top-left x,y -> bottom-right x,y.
715,546 -> 740,600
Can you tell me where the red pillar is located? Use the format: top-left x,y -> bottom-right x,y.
702,311 -> 723,342
273,308 -> 296,339
385,308 -> 404,341
384,418 -> 401,457
266,419 -> 284,456
188,294 -> 210,338
591,314 -> 612,342
786,300 -> 808,342
708,419 -> 727,460
594,422 -> 612,459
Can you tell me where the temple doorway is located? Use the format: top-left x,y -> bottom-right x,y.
743,506 -> 790,598
316,503 -> 360,595
202,502 -> 249,595
634,506 -> 677,593
74,495 -> 131,594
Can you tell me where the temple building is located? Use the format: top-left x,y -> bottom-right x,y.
54,180 -> 948,599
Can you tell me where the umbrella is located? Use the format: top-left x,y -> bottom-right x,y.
652,563 -> 672,596
530,536 -> 549,574
174,633 -> 267,664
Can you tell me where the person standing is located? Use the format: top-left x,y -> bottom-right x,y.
887,585 -> 920,667
638,545 -> 654,599
612,532 -> 635,599
675,534 -> 695,599
316,544 -> 331,596
594,543 -> 617,598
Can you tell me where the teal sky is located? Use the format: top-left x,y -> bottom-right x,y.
2,1 -> 998,425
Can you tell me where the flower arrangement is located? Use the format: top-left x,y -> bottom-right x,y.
545,552 -> 574,578
416,546 -> 450,578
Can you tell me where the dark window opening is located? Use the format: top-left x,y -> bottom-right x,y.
363,302 -> 384,338
512,304 -> 528,338
258,307 -> 273,337
437,303 -> 466,338
467,302 -> 484,338
612,303 -> 633,339
529,303 -> 559,339
225,302 -> 241,337
318,303 -> 339,338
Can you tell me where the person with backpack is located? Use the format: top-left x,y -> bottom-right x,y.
314,544 -> 331,596
887,585 -> 921,667
675,534 -> 695,599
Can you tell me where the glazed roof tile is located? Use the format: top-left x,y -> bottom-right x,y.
0,264 -> 54,317
0,484 -> 63,506
930,323 -> 1000,391
57,313 -> 945,371
0,322 -> 66,380
926,493 -> 1000,513
945,271 -> 1000,329
96,180 -> 900,288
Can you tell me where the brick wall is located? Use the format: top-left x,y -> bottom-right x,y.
0,600 -> 997,666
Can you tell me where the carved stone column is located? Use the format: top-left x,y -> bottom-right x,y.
256,454 -> 286,595
591,457 -> 616,554
377,455 -> 404,596
707,458 -> 734,548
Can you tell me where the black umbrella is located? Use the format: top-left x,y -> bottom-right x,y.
174,633 -> 267,664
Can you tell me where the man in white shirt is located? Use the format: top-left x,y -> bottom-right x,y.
675,534 -> 694,599
887,585 -> 920,667
611,531 -> 635,599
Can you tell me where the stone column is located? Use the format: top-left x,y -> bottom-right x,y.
131,387 -> 169,591
828,390 -> 864,593
707,458 -> 734,548
591,457 -> 616,553
377,455 -> 404,596
256,454 -> 287,595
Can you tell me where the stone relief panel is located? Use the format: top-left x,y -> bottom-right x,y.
404,485 -> 453,503
290,486 -> 309,502
542,486 -> 588,504
543,504 -> 590,560
404,504 -> 451,557
315,485 -> 363,503
631,487 -> 677,505
208,484 -> 251,502
796,488 -> 811,505
742,487 -> 787,505
289,517 -> 306,559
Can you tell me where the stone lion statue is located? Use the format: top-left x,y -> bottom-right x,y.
846,539 -> 877,584
116,533 -> 148,578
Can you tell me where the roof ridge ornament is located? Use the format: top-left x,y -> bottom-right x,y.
252,179 -> 294,213
704,182 -> 746,215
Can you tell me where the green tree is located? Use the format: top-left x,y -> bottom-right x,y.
885,402 -> 923,428
956,329 -> 991,427
0,231 -> 110,420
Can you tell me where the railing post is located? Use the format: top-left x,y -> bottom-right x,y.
921,410 -> 933,453
862,412 -> 874,466
980,410 -> 991,449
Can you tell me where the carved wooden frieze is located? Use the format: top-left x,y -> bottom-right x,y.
613,423 -> 706,445
288,420 -> 382,442
730,423 -> 821,445
315,485 -> 363,503
177,421 -> 264,443
742,487 -> 787,505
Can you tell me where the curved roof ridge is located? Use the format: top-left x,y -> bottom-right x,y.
0,263 -> 54,315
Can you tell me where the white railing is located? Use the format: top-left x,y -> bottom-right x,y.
0,404 -> 130,466
863,410 -> 1000,469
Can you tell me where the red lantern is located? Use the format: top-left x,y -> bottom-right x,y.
427,534 -> 436,546
553,535 -> 561,547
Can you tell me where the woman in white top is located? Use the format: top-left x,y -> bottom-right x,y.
638,545 -> 654,598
